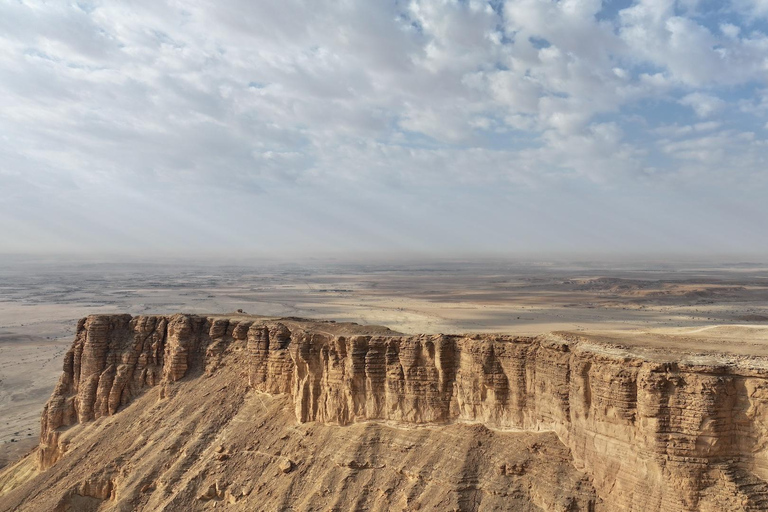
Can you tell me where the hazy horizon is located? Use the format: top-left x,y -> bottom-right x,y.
3,251 -> 768,269
2,1 -> 768,256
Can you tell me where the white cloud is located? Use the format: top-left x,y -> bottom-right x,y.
721,23 -> 741,39
733,0 -> 768,19
1,0 -> 765,187
654,121 -> 722,137
679,92 -> 726,117
1,0 -> 768,253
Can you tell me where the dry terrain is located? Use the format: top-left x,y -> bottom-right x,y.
3,314 -> 768,510
2,257 -> 768,509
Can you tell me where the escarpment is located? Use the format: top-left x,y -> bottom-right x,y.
9,314 -> 768,511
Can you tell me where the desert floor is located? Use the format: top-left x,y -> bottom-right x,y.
2,256 -> 768,467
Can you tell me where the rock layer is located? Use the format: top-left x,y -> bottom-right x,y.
29,314 -> 768,510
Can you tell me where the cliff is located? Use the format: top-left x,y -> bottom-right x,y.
4,314 -> 768,511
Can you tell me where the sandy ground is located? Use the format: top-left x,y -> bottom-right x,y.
1,257 -> 768,468
0,334 -> 70,467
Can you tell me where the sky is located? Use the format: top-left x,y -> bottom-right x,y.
1,0 -> 768,257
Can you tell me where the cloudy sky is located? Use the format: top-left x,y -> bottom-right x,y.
2,0 -> 768,257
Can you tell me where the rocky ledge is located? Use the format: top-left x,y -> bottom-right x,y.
19,314 -> 768,510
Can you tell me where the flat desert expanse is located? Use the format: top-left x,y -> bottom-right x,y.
2,256 -> 768,467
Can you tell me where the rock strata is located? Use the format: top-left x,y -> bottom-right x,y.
20,314 -> 768,510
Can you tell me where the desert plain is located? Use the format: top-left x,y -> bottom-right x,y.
3,255 -> 768,474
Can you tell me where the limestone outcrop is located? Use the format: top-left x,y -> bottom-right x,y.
20,314 -> 768,510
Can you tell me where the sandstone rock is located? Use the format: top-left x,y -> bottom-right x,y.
197,484 -> 217,501
21,314 -> 768,511
279,458 -> 294,474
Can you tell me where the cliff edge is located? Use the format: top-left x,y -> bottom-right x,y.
3,314 -> 768,511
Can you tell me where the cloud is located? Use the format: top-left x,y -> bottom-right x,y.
1,0 -> 768,254
733,0 -> 768,19
654,121 -> 722,137
679,93 -> 726,117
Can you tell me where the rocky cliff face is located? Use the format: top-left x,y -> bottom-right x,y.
28,314 -> 768,510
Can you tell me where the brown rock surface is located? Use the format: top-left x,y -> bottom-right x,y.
3,313 -> 768,510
